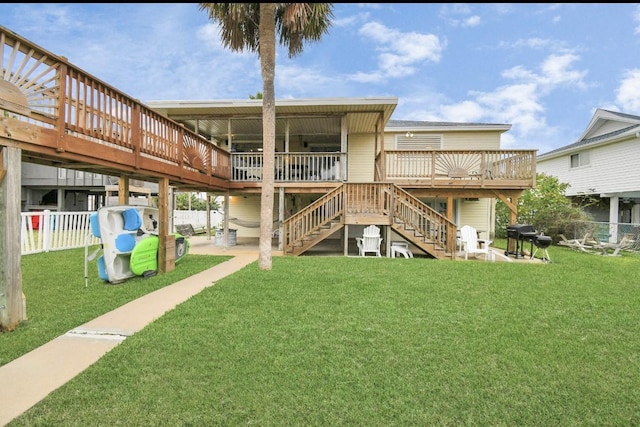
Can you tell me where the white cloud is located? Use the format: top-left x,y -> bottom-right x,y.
396,50 -> 589,151
443,53 -> 585,129
537,54 -> 587,89
615,69 -> 640,112
472,84 -> 545,135
501,37 -> 572,53
275,64 -> 338,96
462,16 -> 481,27
197,23 -> 232,53
352,22 -> 444,81
634,5 -> 640,34
437,101 -> 485,123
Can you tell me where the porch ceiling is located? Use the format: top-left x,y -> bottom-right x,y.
145,97 -> 398,143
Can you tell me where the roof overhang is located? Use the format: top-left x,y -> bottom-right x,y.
538,127 -> 640,161
145,97 -> 398,141
385,122 -> 511,133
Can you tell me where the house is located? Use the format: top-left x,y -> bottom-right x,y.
147,97 -> 534,257
1,24 -> 536,261
537,108 -> 640,241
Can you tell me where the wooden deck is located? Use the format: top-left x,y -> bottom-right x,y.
0,25 -> 535,196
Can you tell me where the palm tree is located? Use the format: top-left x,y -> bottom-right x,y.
199,3 -> 334,270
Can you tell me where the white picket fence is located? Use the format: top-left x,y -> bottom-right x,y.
20,209 -> 224,255
21,210 -> 100,255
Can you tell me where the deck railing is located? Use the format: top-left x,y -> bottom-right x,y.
232,152 -> 346,182
1,25 -> 231,185
379,149 -> 537,186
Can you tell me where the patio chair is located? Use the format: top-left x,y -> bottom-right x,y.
356,225 -> 383,257
459,225 -> 493,261
391,241 -> 413,258
557,233 -> 592,252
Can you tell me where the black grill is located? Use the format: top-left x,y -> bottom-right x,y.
505,224 -> 537,259
533,235 -> 552,249
532,235 -> 552,262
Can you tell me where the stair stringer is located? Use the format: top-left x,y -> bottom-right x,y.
289,221 -> 344,256
390,222 -> 451,260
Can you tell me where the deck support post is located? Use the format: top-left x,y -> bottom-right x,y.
158,177 -> 174,273
0,146 -> 26,331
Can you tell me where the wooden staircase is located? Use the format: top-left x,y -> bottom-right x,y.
390,185 -> 456,260
283,183 -> 457,259
288,220 -> 344,256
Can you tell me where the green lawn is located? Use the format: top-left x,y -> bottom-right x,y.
0,247 -> 231,366
6,244 -> 640,426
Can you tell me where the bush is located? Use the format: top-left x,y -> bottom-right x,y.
495,173 -> 593,241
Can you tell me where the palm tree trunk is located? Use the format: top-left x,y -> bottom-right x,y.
258,3 -> 276,270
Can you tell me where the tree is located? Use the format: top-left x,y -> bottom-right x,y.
495,173 -> 594,240
175,192 -> 219,211
249,91 -> 263,99
199,3 -> 334,270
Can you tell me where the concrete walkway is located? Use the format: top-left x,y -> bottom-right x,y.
0,237 -> 258,426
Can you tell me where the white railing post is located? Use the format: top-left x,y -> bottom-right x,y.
42,210 -> 51,252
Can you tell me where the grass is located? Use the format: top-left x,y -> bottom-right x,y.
6,244 -> 640,426
0,247 -> 231,366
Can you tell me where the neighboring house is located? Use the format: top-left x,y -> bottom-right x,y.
537,108 -> 640,240
147,97 -> 534,257
20,163 -> 158,213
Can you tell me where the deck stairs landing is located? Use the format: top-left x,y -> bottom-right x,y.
283,183 -> 456,259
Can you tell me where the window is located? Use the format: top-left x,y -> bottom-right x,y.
570,151 -> 590,168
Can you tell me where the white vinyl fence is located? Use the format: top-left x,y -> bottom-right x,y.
172,209 -> 224,230
20,209 -> 225,255
21,210 -> 100,255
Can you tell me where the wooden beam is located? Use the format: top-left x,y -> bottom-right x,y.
0,147 -> 5,183
0,146 -> 26,331
157,178 -> 174,273
118,175 -> 129,205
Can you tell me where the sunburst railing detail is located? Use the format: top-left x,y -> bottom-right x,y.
0,32 -> 59,122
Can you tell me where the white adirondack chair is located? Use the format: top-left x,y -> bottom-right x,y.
356,225 -> 383,257
459,225 -> 493,261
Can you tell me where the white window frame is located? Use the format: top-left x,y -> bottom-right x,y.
570,151 -> 590,168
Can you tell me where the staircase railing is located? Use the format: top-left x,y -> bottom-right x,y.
391,186 -> 457,254
283,183 -> 457,257
283,185 -> 345,252
344,183 -> 393,216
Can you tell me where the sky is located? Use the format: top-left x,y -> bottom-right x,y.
2,3 -> 640,155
